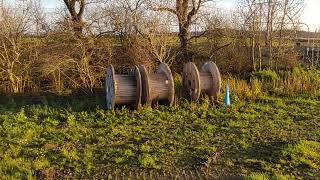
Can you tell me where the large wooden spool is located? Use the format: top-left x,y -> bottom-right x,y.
183,61 -> 221,102
139,63 -> 175,107
105,65 -> 142,110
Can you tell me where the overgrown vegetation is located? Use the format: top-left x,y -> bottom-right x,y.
0,0 -> 316,94
0,71 -> 319,179
0,0 -> 319,179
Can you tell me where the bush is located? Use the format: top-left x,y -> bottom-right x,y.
252,70 -> 279,81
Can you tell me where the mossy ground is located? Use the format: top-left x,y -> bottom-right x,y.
0,91 -> 319,179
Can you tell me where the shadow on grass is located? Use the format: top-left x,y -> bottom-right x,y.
245,141 -> 289,163
0,88 -> 106,112
214,140 -> 291,176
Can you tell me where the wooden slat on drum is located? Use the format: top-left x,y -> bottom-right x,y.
139,63 -> 175,107
105,65 -> 142,110
182,61 -> 222,102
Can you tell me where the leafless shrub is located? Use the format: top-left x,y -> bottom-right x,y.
0,0 -> 311,95
0,2 -> 34,93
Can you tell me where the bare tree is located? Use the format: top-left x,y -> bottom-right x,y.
238,0 -> 305,70
143,15 -> 176,64
0,2 -> 34,93
31,0 -> 49,36
153,0 -> 210,54
239,0 -> 265,71
63,0 -> 86,37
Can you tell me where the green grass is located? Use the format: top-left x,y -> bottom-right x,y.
0,91 -> 319,179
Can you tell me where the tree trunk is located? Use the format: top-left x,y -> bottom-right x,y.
266,0 -> 272,68
73,22 -> 83,37
178,25 -> 188,52
64,0 -> 85,38
251,36 -> 256,71
71,15 -> 83,37
258,43 -> 262,70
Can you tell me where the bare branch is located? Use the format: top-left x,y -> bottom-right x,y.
188,30 -> 207,41
153,7 -> 177,15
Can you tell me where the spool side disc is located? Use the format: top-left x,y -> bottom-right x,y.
157,63 -> 175,106
106,65 -> 116,110
138,65 -> 151,105
201,61 -> 222,98
182,62 -> 201,101
133,66 -> 142,110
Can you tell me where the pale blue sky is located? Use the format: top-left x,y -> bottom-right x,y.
5,0 -> 320,31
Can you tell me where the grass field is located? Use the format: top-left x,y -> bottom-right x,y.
0,70 -> 319,179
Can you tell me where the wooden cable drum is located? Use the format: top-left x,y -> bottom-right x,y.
139,63 -> 175,106
182,61 -> 222,102
105,65 -> 142,110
